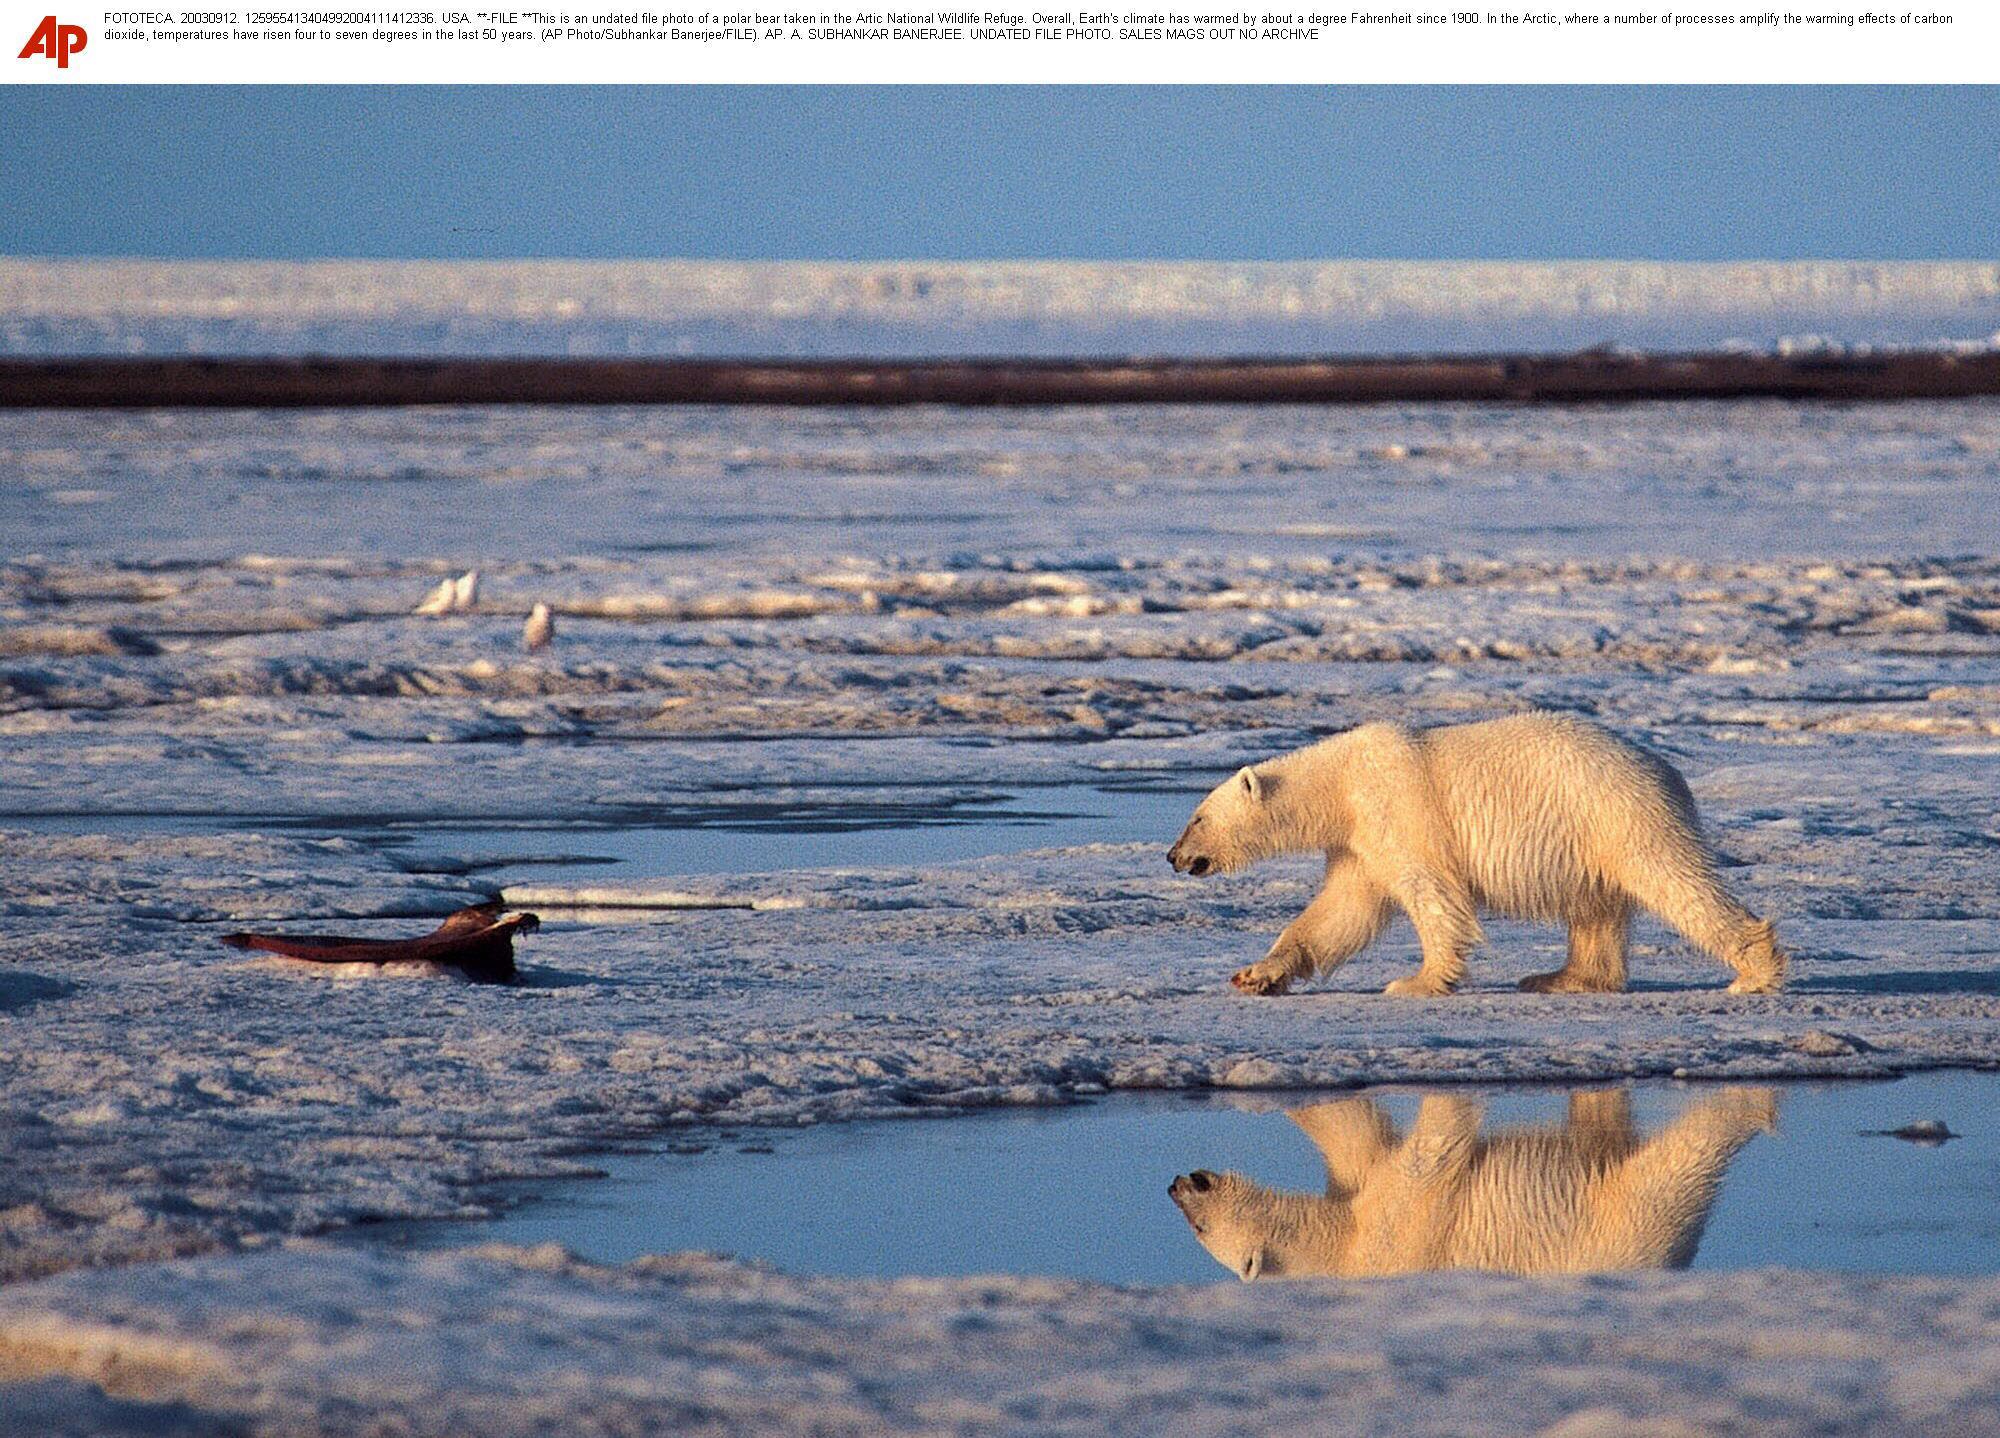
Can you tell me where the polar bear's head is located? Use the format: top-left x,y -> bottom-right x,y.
1168,1168 -> 1273,1279
1168,1167 -> 1341,1281
1168,766 -> 1272,877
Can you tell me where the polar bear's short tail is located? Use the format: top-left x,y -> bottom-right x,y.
1725,920 -> 1786,995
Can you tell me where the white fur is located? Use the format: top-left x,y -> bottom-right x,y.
1167,713 -> 1785,997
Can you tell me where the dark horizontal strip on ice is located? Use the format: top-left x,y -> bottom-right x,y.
4,351 -> 2000,408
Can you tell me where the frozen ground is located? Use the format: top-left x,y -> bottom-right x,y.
4,394 -> 2000,1430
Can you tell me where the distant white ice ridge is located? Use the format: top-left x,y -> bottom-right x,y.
3,259 -> 1998,357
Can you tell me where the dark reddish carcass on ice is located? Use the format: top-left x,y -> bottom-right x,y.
221,902 -> 539,983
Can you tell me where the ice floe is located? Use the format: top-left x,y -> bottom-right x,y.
3,382 -> 1999,1430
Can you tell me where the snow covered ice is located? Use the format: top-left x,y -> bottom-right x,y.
4,271 -> 2000,1430
5,1245 -> 2000,1437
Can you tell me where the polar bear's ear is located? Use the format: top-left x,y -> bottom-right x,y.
1236,767 -> 1263,802
1239,1247 -> 1265,1282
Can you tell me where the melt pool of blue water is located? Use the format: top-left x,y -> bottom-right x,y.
381,1073 -> 2000,1284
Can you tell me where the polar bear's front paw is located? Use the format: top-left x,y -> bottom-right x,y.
1231,962 -> 1294,996
1384,973 -> 1454,998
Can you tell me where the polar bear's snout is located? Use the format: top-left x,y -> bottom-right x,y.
1170,1170 -> 1270,1278
1168,819 -> 1215,875
1168,1171 -> 1218,1230
1170,1169 -> 1218,1199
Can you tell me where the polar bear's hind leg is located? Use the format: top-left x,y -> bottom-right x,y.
1722,919 -> 1786,995
1615,834 -> 1786,994
1520,900 -> 1631,993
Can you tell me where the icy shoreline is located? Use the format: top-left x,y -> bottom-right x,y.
2,823 -> 1997,1285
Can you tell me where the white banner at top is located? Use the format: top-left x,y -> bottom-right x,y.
4,3 -> 1995,83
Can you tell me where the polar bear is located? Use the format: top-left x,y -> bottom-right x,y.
1168,1087 -> 1776,1280
1166,712 -> 1784,997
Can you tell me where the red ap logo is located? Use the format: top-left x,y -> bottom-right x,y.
18,16 -> 88,67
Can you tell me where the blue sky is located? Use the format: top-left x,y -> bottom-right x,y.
4,87 -> 1996,259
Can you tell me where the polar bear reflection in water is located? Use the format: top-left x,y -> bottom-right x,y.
1170,1087 -> 1774,1280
